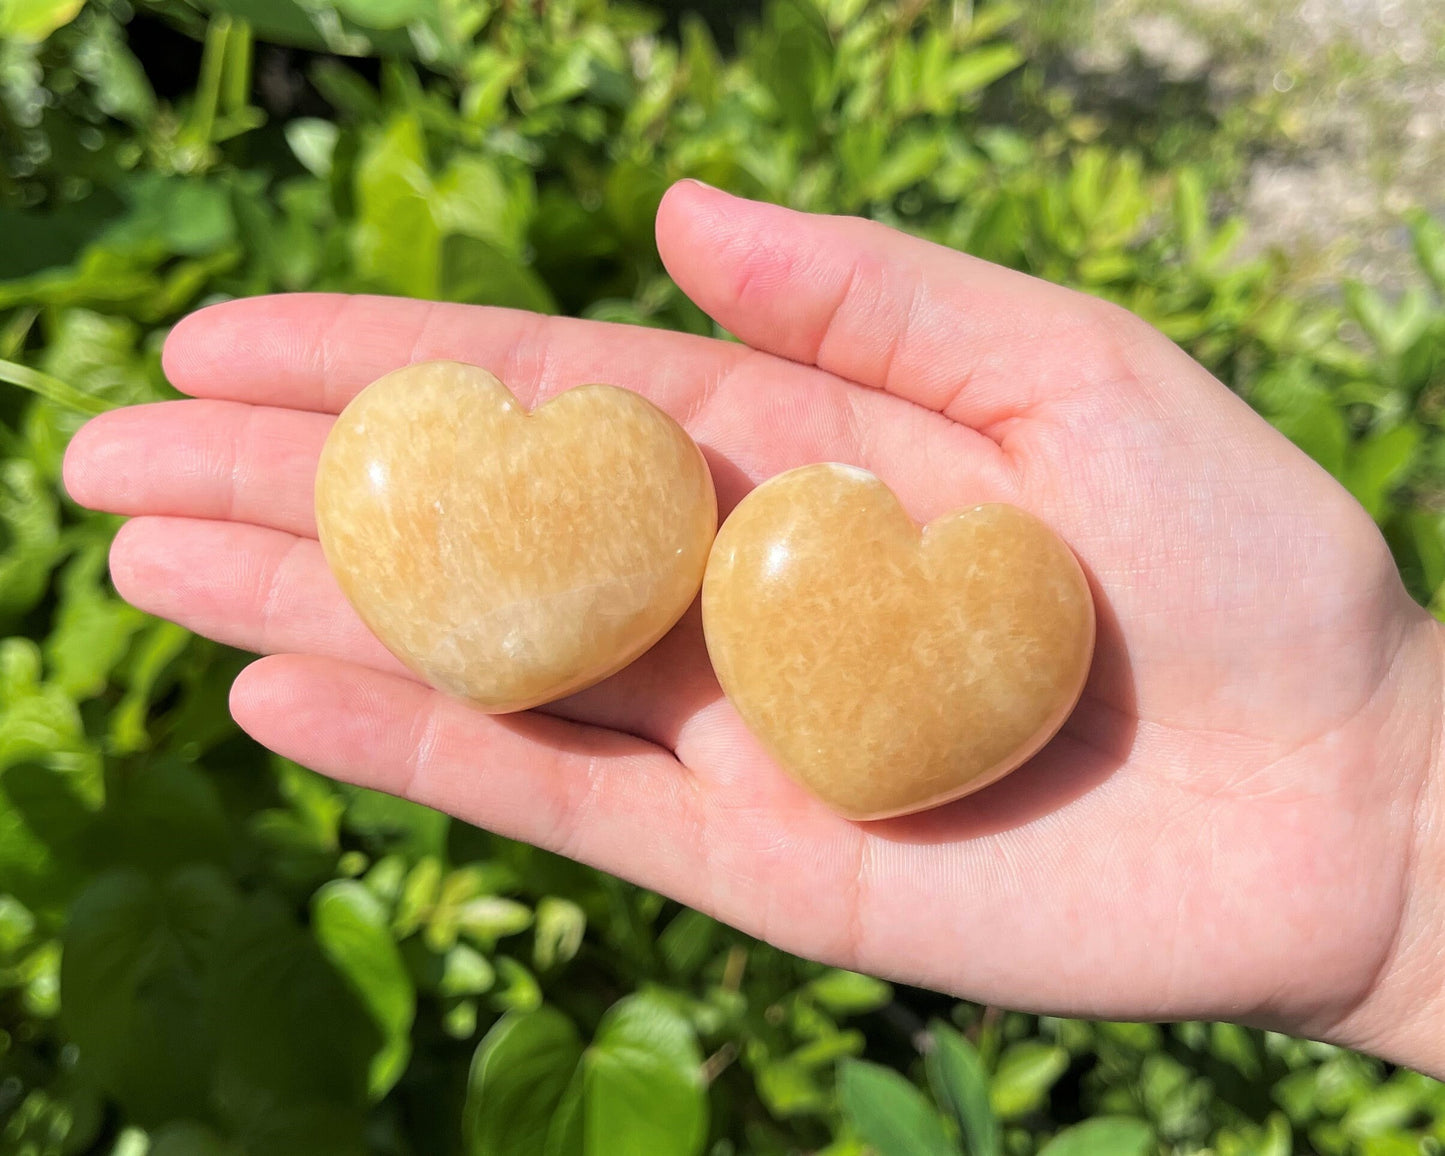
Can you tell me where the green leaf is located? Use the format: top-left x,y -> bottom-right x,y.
332,0 -> 424,31
0,638 -> 97,786
1358,1135 -> 1428,1156
947,43 -> 1024,97
1,763 -> 93,912
95,757 -> 230,874
926,1021 -> 999,1156
441,943 -> 495,997
0,893 -> 35,953
286,119 -> 341,178
1345,281 -> 1434,360
210,893 -> 380,1111
837,1059 -> 957,1156
433,155 -> 534,257
546,1070 -> 586,1156
440,235 -> 556,313
20,309 -> 161,484
4,758 -> 92,853
961,1 -> 1022,43
1209,1021 -> 1262,1079
149,1122 -> 243,1156
602,160 -> 670,249
73,12 -> 157,124
0,0 -> 85,40
533,896 -> 586,970
108,621 -> 193,753
232,1102 -> 368,1156
1409,210 -> 1445,294
863,133 -> 945,202
759,1032 -> 864,1116
61,866 -> 238,1125
343,784 -> 449,857
583,992 -> 707,1156
465,1005 -> 584,1156
758,1056 -> 829,1117
1251,1112 -> 1295,1156
1269,392 -> 1349,480
808,969 -> 892,1016
750,0 -> 834,134
101,174 -> 238,259
1347,422 -> 1422,521
0,459 -> 61,623
312,879 -> 416,1098
1408,509 -> 1445,598
392,853 -> 441,934
489,955 -> 541,1013
352,114 -> 441,298
1036,1117 -> 1155,1156
1174,168 -> 1208,253
990,1041 -> 1068,1120
456,895 -> 534,948
1342,1081 -> 1420,1136
658,908 -> 719,976
43,540 -> 147,699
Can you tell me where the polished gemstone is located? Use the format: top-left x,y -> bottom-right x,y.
314,362 -> 717,712
702,464 -> 1095,820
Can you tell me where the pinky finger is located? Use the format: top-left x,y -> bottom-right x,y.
229,654 -> 707,885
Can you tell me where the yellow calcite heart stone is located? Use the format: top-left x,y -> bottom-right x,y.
314,362 -> 717,712
702,464 -> 1095,820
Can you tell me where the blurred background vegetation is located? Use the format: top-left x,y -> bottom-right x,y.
2,0 -> 1445,1153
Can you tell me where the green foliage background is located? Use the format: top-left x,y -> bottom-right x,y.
2,0 -> 1445,1153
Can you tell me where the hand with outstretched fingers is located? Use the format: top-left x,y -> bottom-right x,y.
63,181 -> 1445,1075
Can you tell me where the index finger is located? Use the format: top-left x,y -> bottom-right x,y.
161,293 -> 748,417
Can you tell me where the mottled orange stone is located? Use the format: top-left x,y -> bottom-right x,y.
314,362 -> 717,712
702,464 -> 1095,820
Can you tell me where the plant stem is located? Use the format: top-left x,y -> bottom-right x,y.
189,15 -> 233,148
221,19 -> 254,115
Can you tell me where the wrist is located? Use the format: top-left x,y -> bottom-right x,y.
1327,609 -> 1445,1074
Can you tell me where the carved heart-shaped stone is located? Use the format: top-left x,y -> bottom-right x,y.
701,464 -> 1095,820
315,362 -> 716,712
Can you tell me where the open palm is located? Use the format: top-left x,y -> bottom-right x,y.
63,182 -> 1444,1061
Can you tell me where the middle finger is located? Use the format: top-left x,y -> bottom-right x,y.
107,515 -> 723,748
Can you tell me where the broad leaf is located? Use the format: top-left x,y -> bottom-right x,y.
352,114 -> 440,298
1347,422 -> 1422,521
313,879 -> 416,1097
927,1021 -> 999,1156
61,866 -> 237,1124
1037,1117 -> 1155,1156
1409,209 -> 1445,294
0,0 -> 85,40
837,1059 -> 957,1156
808,969 -> 893,1016
465,1005 -> 584,1156
210,893 -> 379,1111
583,993 -> 707,1156
990,1041 -> 1069,1121
0,459 -> 61,623
43,541 -> 146,700
149,1122 -> 243,1156
533,896 -> 586,970
949,43 -> 1025,97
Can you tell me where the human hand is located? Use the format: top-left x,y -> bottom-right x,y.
62,182 -> 1445,1073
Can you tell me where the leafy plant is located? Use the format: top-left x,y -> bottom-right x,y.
2,0 -> 1444,1153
